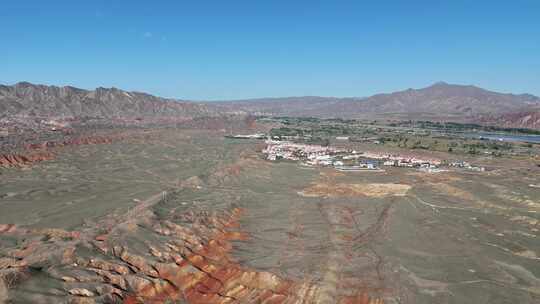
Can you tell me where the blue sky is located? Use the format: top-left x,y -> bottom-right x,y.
1,0 -> 539,100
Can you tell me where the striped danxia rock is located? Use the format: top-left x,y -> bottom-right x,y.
0,152 -> 54,168
120,207 -> 383,304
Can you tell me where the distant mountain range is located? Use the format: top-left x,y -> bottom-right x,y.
0,82 -> 215,119
1,81 -> 539,129
214,81 -> 540,117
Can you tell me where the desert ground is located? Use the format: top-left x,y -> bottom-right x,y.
0,126 -> 539,304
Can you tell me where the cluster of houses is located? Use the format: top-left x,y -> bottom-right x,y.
262,140 -> 341,162
448,161 -> 486,172
361,151 -> 442,167
334,161 -> 383,172
226,133 -> 266,139
263,140 -> 485,173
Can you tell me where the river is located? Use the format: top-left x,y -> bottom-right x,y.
462,132 -> 540,143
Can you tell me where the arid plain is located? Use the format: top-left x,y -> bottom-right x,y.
1,121 -> 539,304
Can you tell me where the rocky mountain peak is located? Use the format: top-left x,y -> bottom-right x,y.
0,82 -> 215,118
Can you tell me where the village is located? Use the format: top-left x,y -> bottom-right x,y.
262,139 -> 485,173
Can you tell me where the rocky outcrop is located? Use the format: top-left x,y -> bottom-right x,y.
477,110 -> 540,130
24,133 -> 130,151
0,225 -> 16,234
1,131 -> 138,169
0,151 -> 54,168
119,208 -> 296,304
68,288 -> 95,297
0,204 -> 383,303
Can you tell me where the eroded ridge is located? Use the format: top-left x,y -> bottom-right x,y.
0,151 -> 54,168
0,130 -> 148,169
0,198 -> 384,304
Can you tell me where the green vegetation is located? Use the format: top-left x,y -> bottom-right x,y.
389,120 -> 540,135
262,116 -> 539,158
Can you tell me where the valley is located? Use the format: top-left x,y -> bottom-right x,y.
3,1 -> 539,303
1,117 -> 539,303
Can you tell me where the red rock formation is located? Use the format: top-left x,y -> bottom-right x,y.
0,224 -> 17,234
24,133 -> 126,151
0,195 -> 384,303
122,208 -> 383,304
476,110 -> 540,129
0,152 -> 54,168
3,132 -> 132,169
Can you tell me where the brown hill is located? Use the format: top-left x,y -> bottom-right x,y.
337,82 -> 539,117
476,109 -> 540,129
215,82 -> 540,118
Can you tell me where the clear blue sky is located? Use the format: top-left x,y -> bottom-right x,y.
1,0 -> 539,100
